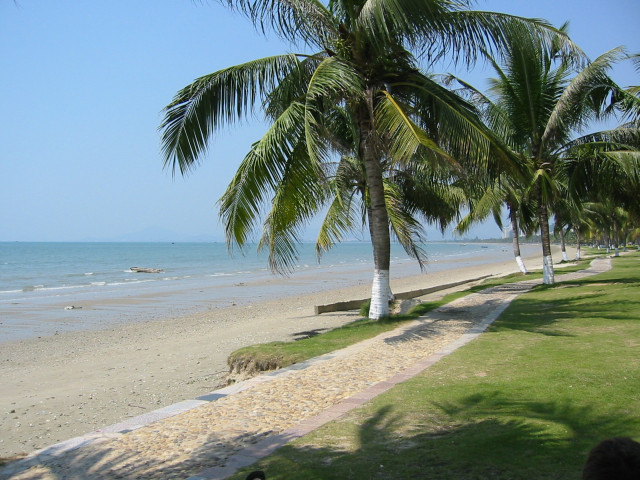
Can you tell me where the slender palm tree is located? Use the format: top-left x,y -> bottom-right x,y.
455,172 -> 536,274
478,29 -> 625,283
160,0 -> 572,317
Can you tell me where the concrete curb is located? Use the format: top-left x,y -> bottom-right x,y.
313,274 -> 491,314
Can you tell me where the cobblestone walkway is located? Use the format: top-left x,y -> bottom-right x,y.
0,258 -> 611,480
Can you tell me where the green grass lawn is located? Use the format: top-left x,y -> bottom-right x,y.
229,253 -> 640,479
227,259 -> 593,376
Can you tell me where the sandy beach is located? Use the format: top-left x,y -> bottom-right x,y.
0,246 -> 570,460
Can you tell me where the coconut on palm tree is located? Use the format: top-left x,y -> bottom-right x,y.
160,0 -> 573,317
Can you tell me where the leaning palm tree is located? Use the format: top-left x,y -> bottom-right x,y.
160,0 -> 573,318
479,29 -> 625,283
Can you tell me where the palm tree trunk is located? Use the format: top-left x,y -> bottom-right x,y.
560,229 -> 569,262
509,206 -> 527,274
612,212 -> 620,257
575,230 -> 582,260
359,97 -> 390,319
538,198 -> 555,284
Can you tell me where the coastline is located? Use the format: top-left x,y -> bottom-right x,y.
0,246 -> 569,459
1,241 -> 518,343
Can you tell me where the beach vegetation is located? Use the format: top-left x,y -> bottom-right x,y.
455,167 -> 537,274
561,121 -> 640,257
228,252 -> 640,479
227,316 -> 407,382
226,259 -> 592,381
159,0 -> 575,319
449,28 -> 639,283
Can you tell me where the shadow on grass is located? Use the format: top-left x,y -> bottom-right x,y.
492,275 -> 640,337
237,393 -> 638,480
292,328 -> 329,340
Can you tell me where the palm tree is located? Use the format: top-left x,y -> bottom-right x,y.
315,154 -> 467,273
159,0 -> 572,318
562,121 -> 640,256
455,172 -> 536,274
478,28 -> 625,283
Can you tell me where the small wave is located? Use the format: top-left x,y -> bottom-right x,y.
22,284 -> 44,292
90,282 -> 106,286
0,288 -> 23,294
24,284 -> 89,293
108,279 -> 156,286
84,272 -> 94,276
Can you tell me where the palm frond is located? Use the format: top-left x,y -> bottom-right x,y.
258,141 -> 328,273
315,157 -> 364,258
221,0 -> 338,48
160,54 -> 300,175
454,181 -> 504,234
375,91 -> 455,166
218,100 -> 306,250
354,0 -> 582,68
543,47 -> 627,149
384,180 -> 428,269
303,56 -> 364,164
404,74 -> 525,181
264,54 -> 323,120
421,9 -> 583,67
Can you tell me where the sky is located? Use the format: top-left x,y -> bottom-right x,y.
1,0 -> 638,242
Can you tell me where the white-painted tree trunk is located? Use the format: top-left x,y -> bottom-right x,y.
542,255 -> 554,285
575,246 -> 581,260
614,247 -> 620,257
515,255 -> 528,274
562,250 -> 569,262
369,269 -> 390,319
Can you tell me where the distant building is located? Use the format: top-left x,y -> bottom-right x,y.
502,225 -> 512,239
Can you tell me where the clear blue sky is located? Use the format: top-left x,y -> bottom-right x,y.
1,0 -> 638,242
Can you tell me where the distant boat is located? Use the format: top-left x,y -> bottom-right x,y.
130,267 -> 163,273
481,245 -> 488,249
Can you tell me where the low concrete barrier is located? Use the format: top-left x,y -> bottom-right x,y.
313,275 -> 491,315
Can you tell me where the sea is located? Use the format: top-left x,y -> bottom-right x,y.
0,241 -> 530,342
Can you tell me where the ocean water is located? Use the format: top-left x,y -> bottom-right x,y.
0,241 -> 524,342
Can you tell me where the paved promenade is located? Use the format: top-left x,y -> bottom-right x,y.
0,258 -> 611,480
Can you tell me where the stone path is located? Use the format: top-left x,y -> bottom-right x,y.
0,258 -> 611,480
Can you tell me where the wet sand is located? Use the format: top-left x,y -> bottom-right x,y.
0,247 -> 567,459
